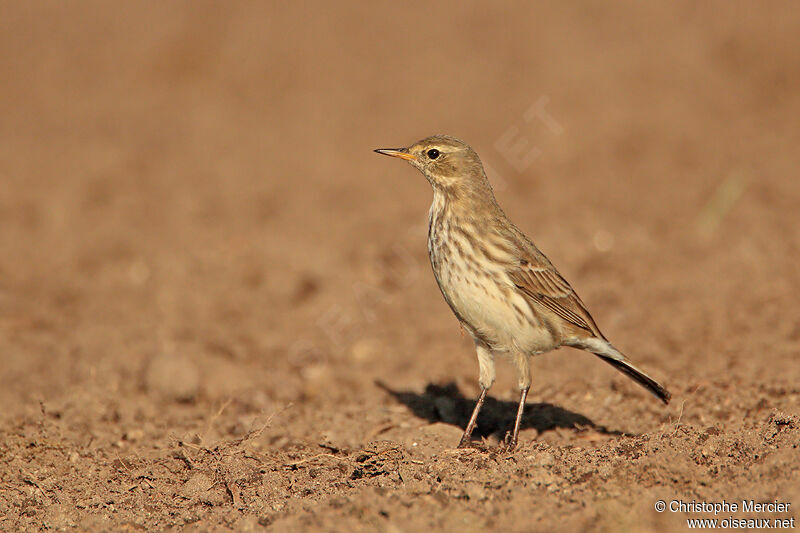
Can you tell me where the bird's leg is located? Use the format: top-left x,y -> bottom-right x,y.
457,342 -> 496,448
506,387 -> 529,450
458,387 -> 487,448
505,351 -> 531,450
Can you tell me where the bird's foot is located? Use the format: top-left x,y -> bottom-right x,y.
454,435 -> 489,452
501,431 -> 519,451
457,437 -> 473,449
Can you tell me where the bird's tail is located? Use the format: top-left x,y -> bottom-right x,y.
574,338 -> 671,404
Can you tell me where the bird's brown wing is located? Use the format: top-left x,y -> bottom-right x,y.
505,243 -> 605,339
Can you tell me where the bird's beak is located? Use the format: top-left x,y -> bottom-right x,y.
374,148 -> 415,161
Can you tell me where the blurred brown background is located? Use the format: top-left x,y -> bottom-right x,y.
1,2 -> 799,531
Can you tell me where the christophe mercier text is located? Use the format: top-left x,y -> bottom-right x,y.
670,500 -> 791,514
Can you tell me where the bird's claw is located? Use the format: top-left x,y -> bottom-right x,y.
502,431 -> 518,451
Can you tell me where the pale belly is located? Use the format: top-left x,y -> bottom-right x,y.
432,253 -> 560,354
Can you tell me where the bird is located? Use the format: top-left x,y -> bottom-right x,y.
374,135 -> 670,450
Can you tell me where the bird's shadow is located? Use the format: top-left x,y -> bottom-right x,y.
377,381 -> 630,441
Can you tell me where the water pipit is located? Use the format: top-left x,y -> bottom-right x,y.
375,135 -> 670,449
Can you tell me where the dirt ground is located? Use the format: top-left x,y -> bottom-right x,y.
1,2 -> 799,531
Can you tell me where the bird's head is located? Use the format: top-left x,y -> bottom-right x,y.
375,135 -> 490,194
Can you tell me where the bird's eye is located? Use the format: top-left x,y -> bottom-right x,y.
426,149 -> 440,160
